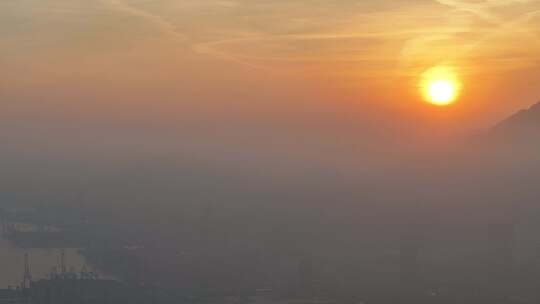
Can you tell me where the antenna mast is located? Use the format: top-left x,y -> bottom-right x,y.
21,252 -> 32,289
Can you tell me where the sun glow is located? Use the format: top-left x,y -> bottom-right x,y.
420,66 -> 461,106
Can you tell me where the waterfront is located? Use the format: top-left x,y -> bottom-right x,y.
0,236 -> 92,288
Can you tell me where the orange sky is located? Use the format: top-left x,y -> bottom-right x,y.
1,0 -> 540,149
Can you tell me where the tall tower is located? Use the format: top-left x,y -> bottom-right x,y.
0,208 -> 6,235
60,249 -> 66,274
21,252 -> 32,289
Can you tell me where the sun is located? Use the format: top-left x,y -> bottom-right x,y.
427,80 -> 456,105
420,66 -> 461,106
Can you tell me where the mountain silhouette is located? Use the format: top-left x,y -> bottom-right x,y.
490,101 -> 540,143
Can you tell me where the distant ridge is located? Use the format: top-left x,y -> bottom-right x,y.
490,101 -> 540,141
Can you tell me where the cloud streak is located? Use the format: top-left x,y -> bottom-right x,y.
97,0 -> 540,76
103,0 -> 189,44
103,0 -> 279,71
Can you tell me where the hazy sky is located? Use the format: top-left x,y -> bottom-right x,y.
3,3 -> 540,268
2,0 -> 540,165
4,4 -> 540,298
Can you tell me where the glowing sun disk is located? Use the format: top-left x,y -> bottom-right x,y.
420,66 -> 461,106
427,80 -> 455,105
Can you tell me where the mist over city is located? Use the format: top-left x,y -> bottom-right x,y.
1,0 -> 540,303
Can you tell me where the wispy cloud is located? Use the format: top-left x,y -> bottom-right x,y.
103,0 -> 188,44
439,0 -> 540,68
103,0 -> 277,70
99,0 -> 540,75
434,0 -> 502,23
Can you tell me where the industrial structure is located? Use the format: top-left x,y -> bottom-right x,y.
0,251 -> 140,304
